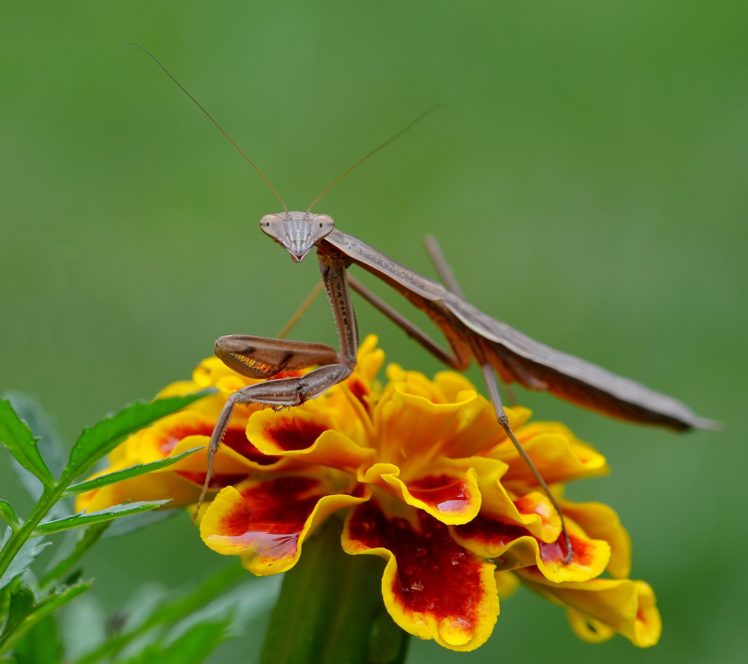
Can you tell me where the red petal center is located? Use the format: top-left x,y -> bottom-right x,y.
409,475 -> 470,513
348,502 -> 485,623
265,419 -> 329,451
221,477 -> 323,559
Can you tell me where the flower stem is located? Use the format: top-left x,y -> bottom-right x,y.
0,483 -> 66,578
260,517 -> 409,664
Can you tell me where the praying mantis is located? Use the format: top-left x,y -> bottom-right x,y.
130,45 -> 718,560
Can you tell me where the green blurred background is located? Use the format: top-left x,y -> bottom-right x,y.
1,1 -> 745,662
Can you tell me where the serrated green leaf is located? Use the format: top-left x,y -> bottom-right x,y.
37,579 -> 91,613
0,583 -> 35,642
2,392 -> 66,478
0,541 -> 51,592
0,505 -> 19,533
0,402 -> 53,488
124,618 -> 230,664
103,509 -> 176,539
41,524 -> 109,589
65,447 -> 201,495
0,581 -> 91,656
13,613 -> 63,664
64,391 -> 211,481
33,502 -> 169,537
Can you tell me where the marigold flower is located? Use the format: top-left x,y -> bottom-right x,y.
76,335 -> 661,651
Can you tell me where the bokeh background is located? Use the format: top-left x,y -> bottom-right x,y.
1,2 -> 745,662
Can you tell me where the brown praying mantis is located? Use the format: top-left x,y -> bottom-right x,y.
131,45 -> 718,561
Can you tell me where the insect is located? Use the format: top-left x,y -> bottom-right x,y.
130,45 -> 718,560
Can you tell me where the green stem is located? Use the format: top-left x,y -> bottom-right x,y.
260,518 -> 409,664
39,523 -> 109,589
0,483 -> 66,579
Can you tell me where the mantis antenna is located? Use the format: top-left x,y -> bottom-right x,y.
306,103 -> 441,211
125,42 -> 288,212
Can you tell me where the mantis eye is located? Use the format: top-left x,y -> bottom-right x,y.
315,214 -> 335,232
259,214 -> 277,231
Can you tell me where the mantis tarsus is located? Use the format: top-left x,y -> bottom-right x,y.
131,44 -> 718,562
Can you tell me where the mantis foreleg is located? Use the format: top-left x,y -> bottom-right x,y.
197,254 -> 358,514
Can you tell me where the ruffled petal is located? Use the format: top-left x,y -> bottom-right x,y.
378,464 -> 482,525
494,571 -> 520,600
491,421 -> 609,487
342,499 -> 498,652
442,400 -> 531,458
560,500 -> 631,578
373,385 -> 474,467
138,411 -> 285,486
518,569 -> 661,647
453,515 -> 610,583
200,474 -> 364,575
248,408 -> 374,468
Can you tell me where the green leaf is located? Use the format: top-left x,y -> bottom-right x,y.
0,582 -> 35,643
0,581 -> 91,656
33,502 -> 170,537
41,524 -> 109,588
0,504 -> 19,533
0,401 -> 54,488
124,619 -> 230,664
0,541 -> 51,592
2,392 -> 66,478
103,509 -> 176,539
13,613 -> 64,664
65,447 -> 201,495
64,391 -> 211,481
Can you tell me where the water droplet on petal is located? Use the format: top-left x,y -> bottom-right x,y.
437,616 -> 473,647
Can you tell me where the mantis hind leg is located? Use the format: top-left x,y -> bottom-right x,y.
480,362 -> 574,564
424,234 -> 571,562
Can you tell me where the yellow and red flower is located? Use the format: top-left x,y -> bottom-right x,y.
76,335 -> 661,651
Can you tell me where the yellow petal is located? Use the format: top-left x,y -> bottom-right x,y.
200,475 -> 364,576
519,570 -> 661,647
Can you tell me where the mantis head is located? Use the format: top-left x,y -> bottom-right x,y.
260,211 -> 335,262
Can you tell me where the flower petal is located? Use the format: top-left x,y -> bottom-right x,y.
200,474 -> 364,575
248,408 -> 374,468
519,570 -> 661,647
494,571 -> 520,600
247,408 -> 331,452
373,386 -> 472,466
342,499 -> 498,652
442,401 -> 532,459
560,500 -> 632,578
492,421 -> 609,487
383,467 -> 481,525
453,515 -> 610,583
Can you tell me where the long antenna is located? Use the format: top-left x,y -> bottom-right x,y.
125,42 -> 288,211
307,103 -> 440,211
